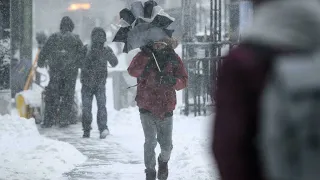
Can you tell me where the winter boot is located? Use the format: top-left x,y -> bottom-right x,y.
145,169 -> 156,180
83,131 -> 90,138
59,119 -> 70,128
41,122 -> 53,128
100,129 -> 110,139
158,157 -> 169,180
59,123 -> 69,128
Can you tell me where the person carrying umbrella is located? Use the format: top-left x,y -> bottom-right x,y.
128,38 -> 187,180
113,1 -> 188,179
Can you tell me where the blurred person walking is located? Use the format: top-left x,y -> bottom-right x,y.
81,27 -> 118,139
38,16 -> 84,128
212,0 -> 320,180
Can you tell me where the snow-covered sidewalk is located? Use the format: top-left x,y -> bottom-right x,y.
0,106 -> 217,179
0,115 -> 87,180
39,107 -> 218,180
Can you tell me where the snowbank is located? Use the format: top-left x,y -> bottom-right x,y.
0,115 -> 87,180
170,115 -> 218,180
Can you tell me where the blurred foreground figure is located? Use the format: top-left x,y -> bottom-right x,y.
212,0 -> 320,180
81,27 -> 118,139
38,16 -> 84,128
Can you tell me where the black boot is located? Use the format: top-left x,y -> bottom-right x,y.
59,120 -> 70,128
158,157 -> 168,180
41,122 -> 53,128
83,131 -> 90,138
145,169 -> 156,180
59,123 -> 69,128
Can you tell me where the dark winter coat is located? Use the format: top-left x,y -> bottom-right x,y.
38,16 -> 83,71
80,27 -> 118,88
81,45 -> 118,88
128,47 -> 188,119
212,1 -> 320,180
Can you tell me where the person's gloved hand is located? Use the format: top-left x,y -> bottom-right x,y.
156,72 -> 177,86
161,75 -> 177,86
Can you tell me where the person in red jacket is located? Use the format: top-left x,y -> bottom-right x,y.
212,0 -> 320,180
128,38 -> 188,180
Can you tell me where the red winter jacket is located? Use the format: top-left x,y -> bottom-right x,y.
128,51 -> 188,119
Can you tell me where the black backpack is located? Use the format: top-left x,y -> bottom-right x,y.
48,32 -> 81,70
81,45 -> 109,87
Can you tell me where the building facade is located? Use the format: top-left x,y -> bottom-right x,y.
0,0 -> 10,39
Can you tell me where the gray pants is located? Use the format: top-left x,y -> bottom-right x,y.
140,113 -> 173,171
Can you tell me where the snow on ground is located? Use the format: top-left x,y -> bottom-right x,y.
0,115 -> 87,180
106,107 -> 218,180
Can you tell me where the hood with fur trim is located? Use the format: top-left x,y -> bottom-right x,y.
161,37 -> 179,49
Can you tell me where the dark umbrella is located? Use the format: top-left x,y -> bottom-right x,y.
113,0 -> 175,53
113,26 -> 130,43
144,0 -> 158,18
151,13 -> 174,28
130,1 -> 144,19
120,8 -> 136,25
149,6 -> 175,28
113,9 -> 135,43
126,23 -> 172,53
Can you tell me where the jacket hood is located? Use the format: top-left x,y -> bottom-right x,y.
60,16 -> 75,33
91,27 -> 106,44
242,0 -> 320,51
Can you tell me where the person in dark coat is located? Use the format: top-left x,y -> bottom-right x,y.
212,0 -> 320,180
128,38 -> 188,180
81,27 -> 118,139
38,16 -> 84,128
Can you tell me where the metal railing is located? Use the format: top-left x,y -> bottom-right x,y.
181,41 -> 234,116
180,0 -> 241,116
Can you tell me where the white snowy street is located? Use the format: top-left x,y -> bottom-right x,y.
0,106 -> 218,180
39,107 -> 217,180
